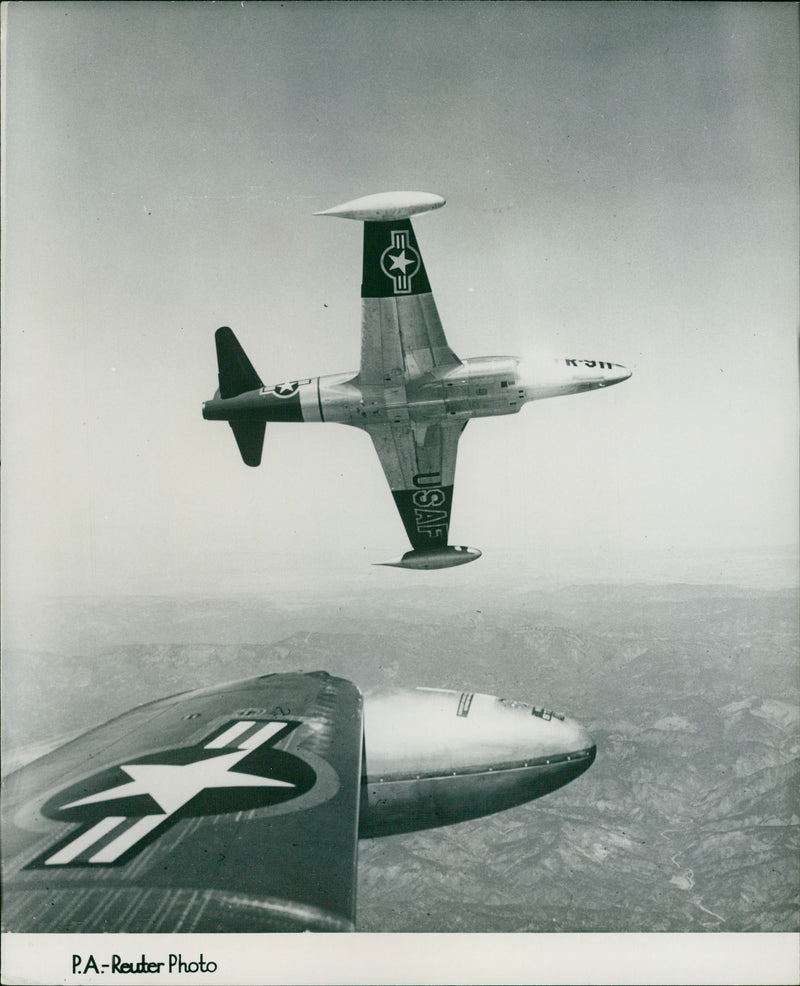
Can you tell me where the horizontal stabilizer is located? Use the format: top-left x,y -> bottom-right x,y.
316,191 -> 445,222
230,420 -> 266,467
376,546 -> 481,570
215,326 -> 263,399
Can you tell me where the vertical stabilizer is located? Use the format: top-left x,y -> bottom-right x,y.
215,326 -> 263,399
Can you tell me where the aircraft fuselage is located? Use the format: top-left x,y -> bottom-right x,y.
202,355 -> 631,428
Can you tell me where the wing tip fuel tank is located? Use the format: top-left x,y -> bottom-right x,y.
315,191 -> 446,222
375,546 -> 482,570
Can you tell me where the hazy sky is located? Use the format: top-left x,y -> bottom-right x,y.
3,1 -> 798,599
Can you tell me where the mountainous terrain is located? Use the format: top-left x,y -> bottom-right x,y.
3,582 -> 798,932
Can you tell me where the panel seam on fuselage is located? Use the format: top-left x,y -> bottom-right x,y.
316,377 -> 325,422
364,749 -> 594,785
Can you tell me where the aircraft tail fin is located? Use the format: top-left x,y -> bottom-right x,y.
213,327 -> 266,466
215,326 -> 264,399
229,420 -> 267,468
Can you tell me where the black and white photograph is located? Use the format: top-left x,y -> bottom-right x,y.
1,3 -> 798,984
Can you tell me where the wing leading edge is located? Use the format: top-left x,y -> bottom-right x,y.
2,672 -> 363,933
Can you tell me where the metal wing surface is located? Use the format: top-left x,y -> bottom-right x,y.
355,218 -> 468,553
367,420 -> 466,551
358,218 -> 461,386
2,672 -> 363,933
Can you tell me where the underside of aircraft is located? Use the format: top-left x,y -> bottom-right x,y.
202,191 -> 631,568
2,671 -> 595,932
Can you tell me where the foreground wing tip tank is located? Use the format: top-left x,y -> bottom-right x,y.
361,687 -> 597,837
315,190 -> 446,222
375,546 -> 482,570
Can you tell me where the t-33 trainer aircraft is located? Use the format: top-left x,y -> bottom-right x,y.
203,191 -> 631,569
3,671 -> 595,932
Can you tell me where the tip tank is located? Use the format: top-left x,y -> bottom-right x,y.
375,546 -> 481,570
315,191 -> 446,222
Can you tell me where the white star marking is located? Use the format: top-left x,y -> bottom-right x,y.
274,382 -> 296,395
61,749 -> 293,817
388,250 -> 413,274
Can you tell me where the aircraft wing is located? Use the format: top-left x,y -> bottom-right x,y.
358,216 -> 461,386
2,671 -> 363,933
367,420 -> 466,551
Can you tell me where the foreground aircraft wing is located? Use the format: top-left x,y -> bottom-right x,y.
2,672 -> 363,932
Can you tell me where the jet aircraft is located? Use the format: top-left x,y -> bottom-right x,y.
203,191 -> 631,569
2,671 -> 595,932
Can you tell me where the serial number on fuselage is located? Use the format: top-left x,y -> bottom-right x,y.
564,360 -> 616,368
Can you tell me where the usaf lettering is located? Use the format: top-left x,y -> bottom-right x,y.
412,473 -> 447,539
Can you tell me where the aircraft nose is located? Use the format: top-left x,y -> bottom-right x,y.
606,363 -> 632,387
525,715 -> 596,795
560,716 -> 595,758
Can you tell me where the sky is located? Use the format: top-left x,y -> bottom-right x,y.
2,1 -> 798,600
